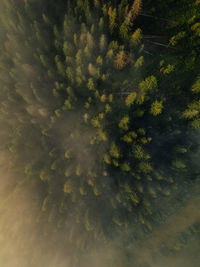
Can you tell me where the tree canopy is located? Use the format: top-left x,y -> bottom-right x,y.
0,0 -> 200,266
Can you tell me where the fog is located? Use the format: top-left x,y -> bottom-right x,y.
0,159 -> 199,267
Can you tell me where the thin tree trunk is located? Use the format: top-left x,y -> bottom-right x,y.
145,40 -> 176,49
139,13 -> 177,23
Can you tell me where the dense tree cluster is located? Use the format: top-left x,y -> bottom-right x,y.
0,0 -> 200,266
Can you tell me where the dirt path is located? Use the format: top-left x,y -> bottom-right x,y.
133,183 -> 200,265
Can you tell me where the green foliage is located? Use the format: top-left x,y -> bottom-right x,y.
91,117 -> 101,128
191,22 -> 200,36
122,131 -> 136,143
130,28 -> 142,47
87,78 -> 95,90
40,168 -> 52,181
163,64 -> 175,75
150,100 -> 163,116
64,180 -> 73,193
132,145 -> 144,159
170,31 -> 186,46
121,162 -> 131,172
85,210 -> 93,231
192,77 -> 200,93
125,92 -> 137,106
134,56 -> 144,68
118,116 -> 129,130
137,76 -> 157,104
109,8 -> 117,33
139,76 -> 157,91
109,143 -> 120,159
104,153 -> 111,164
119,23 -> 129,40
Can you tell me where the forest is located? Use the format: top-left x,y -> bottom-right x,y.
0,0 -> 200,266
